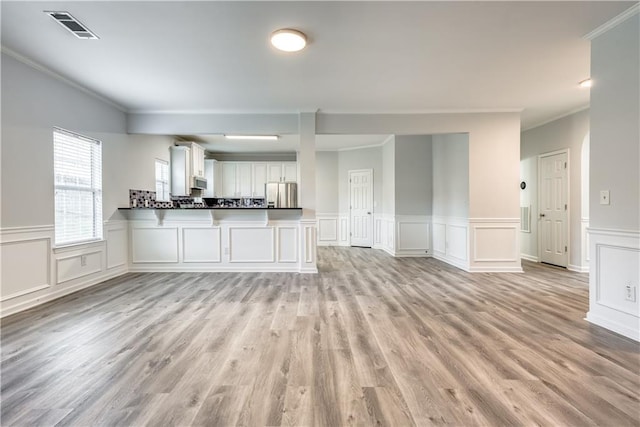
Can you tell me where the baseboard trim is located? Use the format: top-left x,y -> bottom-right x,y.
568,264 -> 589,273
520,253 -> 538,263
586,312 -> 640,342
0,267 -> 128,318
432,253 -> 470,272
468,266 -> 524,273
128,266 -> 303,273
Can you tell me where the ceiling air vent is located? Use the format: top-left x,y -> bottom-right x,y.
45,11 -> 99,39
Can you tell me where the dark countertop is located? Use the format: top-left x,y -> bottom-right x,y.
118,207 -> 302,210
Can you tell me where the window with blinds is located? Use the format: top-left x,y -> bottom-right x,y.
155,159 -> 170,201
53,128 -> 103,246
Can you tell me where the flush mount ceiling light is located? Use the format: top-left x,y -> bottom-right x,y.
225,135 -> 279,141
579,78 -> 593,88
270,29 -> 307,52
45,11 -> 99,39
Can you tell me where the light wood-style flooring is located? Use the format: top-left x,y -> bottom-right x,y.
2,247 -> 639,426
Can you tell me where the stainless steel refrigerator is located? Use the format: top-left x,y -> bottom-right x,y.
265,182 -> 298,208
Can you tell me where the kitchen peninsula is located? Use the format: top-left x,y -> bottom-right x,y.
119,206 -> 316,273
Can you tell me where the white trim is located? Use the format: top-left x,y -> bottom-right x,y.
0,225 -> 55,236
521,253 -> 538,263
567,264 -> 589,274
584,3 -> 640,40
467,218 -> 519,223
1,46 -> 127,112
586,312 -> 640,342
588,228 -> 640,238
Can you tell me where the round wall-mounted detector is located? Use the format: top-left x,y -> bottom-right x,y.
520,181 -> 527,190
271,29 -> 307,52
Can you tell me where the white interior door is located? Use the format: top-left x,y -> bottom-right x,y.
539,151 -> 568,267
349,169 -> 373,247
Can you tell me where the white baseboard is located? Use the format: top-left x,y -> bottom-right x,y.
568,264 -> 589,273
520,253 -> 538,262
0,267 -> 127,318
586,312 -> 640,342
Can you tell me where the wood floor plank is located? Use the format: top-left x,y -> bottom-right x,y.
1,247 -> 638,426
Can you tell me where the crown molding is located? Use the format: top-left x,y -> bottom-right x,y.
1,46 -> 128,113
521,104 -> 590,132
584,3 -> 639,40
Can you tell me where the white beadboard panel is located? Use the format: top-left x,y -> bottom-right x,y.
106,227 -> 127,269
56,250 -> 103,284
318,218 -> 338,242
229,227 -> 275,263
0,237 -> 51,301
587,228 -> 640,341
132,227 -> 179,263
473,226 -> 518,262
278,227 -> 298,263
183,227 -> 221,263
447,224 -> 468,261
432,222 -> 447,255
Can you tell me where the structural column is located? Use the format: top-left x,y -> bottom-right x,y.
298,111 -> 318,273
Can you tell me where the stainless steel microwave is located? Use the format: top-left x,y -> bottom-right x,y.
191,176 -> 207,190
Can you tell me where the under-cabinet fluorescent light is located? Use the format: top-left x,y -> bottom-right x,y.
224,135 -> 279,141
579,78 -> 593,88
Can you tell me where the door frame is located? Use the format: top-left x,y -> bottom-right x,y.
537,148 -> 570,266
348,168 -> 374,247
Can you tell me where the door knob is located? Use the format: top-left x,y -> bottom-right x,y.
539,213 -> 546,217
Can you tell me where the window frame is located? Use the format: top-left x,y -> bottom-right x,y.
53,127 -> 103,247
155,158 -> 170,201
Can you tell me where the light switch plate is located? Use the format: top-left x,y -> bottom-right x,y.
600,190 -> 610,205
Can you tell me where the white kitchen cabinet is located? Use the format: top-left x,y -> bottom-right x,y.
176,141 -> 206,178
169,146 -> 191,196
237,163 -> 252,197
252,163 -> 268,197
267,162 -> 297,183
220,162 -> 253,197
282,162 -> 297,182
203,159 -> 221,198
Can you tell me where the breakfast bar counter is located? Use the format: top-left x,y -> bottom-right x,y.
117,207 -> 316,273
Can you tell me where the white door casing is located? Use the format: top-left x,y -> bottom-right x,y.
349,169 -> 373,247
538,150 -> 569,267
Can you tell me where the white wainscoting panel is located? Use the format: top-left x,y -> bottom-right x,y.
431,217 -> 469,270
132,227 -> 179,263
1,233 -> 51,301
278,227 -> 298,263
448,224 -> 468,262
229,227 -> 275,263
587,228 -> 639,341
56,249 -> 103,284
106,224 -> 127,270
318,218 -> 338,243
432,222 -> 446,255
339,217 -> 349,245
183,227 -> 221,263
395,216 -> 431,257
468,219 -> 522,272
300,220 -> 318,273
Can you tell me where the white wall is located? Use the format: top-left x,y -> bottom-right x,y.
394,135 -> 432,216
315,151 -> 339,214
337,146 -> 383,216
520,109 -> 590,270
0,52 -> 174,317
432,134 -> 469,218
586,12 -> 639,341
381,137 -> 395,215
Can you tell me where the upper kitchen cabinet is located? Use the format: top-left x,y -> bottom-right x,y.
220,162 -> 253,197
267,162 -> 297,182
175,141 -> 206,178
203,159 -> 221,198
252,163 -> 268,197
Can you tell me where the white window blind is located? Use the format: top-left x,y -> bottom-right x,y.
155,159 -> 170,201
53,128 -> 103,246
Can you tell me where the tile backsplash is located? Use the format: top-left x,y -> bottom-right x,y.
129,189 -> 173,209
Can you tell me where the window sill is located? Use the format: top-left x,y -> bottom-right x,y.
53,239 -> 105,253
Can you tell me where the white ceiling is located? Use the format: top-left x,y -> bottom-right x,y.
1,1 -> 635,131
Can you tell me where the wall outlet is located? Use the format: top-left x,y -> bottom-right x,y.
625,284 -> 636,302
599,190 -> 610,205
